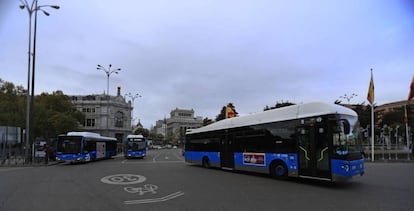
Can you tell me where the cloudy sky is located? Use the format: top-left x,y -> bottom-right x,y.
1,0 -> 413,128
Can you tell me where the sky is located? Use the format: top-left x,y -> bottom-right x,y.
1,0 -> 413,129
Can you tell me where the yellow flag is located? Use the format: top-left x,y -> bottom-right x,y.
367,69 -> 374,105
408,75 -> 414,101
226,106 -> 237,118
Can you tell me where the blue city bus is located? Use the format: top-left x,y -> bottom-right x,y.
124,134 -> 147,159
56,132 -> 117,163
185,102 -> 365,182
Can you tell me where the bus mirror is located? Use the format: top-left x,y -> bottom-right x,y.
342,120 -> 351,135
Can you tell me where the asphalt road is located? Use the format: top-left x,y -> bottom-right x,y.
0,148 -> 413,211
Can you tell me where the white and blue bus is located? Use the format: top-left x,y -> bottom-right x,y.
56,132 -> 117,163
185,102 -> 364,182
124,134 -> 147,159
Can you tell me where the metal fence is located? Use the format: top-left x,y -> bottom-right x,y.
363,144 -> 412,161
1,126 -> 51,166
0,144 -> 51,166
362,129 -> 413,161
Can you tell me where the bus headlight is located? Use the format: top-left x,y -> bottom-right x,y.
341,164 -> 350,172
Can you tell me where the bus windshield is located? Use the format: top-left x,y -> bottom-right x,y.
126,139 -> 146,151
56,136 -> 82,154
332,115 -> 363,156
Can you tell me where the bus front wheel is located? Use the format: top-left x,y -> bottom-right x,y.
270,161 -> 288,179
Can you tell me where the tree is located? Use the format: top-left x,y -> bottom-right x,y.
150,133 -> 165,145
0,79 -> 84,142
381,105 -> 413,128
264,101 -> 295,111
203,117 -> 213,126
0,79 -> 26,127
350,103 -> 372,129
134,127 -> 149,137
216,106 -> 226,121
33,91 -> 85,140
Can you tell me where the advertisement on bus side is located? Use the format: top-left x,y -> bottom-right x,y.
243,153 -> 265,166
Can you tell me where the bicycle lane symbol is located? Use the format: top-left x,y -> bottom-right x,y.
124,184 -> 158,195
100,174 -> 184,205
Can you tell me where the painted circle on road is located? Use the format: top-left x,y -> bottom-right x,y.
101,174 -> 146,185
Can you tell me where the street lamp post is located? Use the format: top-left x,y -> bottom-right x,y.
97,64 -> 121,136
126,92 -> 142,125
340,93 -> 358,104
20,0 -> 59,163
97,64 -> 121,96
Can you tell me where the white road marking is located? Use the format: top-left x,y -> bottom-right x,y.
152,152 -> 163,162
124,191 -> 185,204
124,184 -> 158,195
100,174 -> 146,185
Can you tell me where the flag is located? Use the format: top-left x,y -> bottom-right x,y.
367,69 -> 374,105
408,75 -> 414,101
226,106 -> 237,118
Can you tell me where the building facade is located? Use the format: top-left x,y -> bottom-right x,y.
70,87 -> 133,145
155,119 -> 167,137
375,100 -> 413,124
154,108 -> 203,145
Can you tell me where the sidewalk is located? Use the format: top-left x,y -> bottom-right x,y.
365,158 -> 414,163
0,156 -> 59,167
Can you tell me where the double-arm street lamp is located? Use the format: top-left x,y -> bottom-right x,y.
125,93 -> 142,125
126,92 -> 142,104
20,0 -> 59,162
340,93 -> 358,104
97,64 -> 121,96
97,64 -> 121,135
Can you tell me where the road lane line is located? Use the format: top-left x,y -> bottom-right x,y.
152,151 -> 163,162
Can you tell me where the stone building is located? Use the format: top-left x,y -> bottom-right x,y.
155,119 -> 167,137
375,100 -> 413,124
70,87 -> 133,146
167,108 -> 203,144
154,108 -> 203,144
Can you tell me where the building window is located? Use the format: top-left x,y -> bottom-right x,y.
82,107 -> 96,113
85,118 -> 95,127
115,111 -> 124,128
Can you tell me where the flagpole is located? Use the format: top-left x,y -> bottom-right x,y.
367,68 -> 375,161
407,75 -> 414,160
405,104 -> 410,160
371,103 -> 375,161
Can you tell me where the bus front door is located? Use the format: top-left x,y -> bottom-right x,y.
297,126 -> 331,180
220,135 -> 234,169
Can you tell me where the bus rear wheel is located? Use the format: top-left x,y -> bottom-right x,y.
270,161 -> 288,179
202,157 -> 210,168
